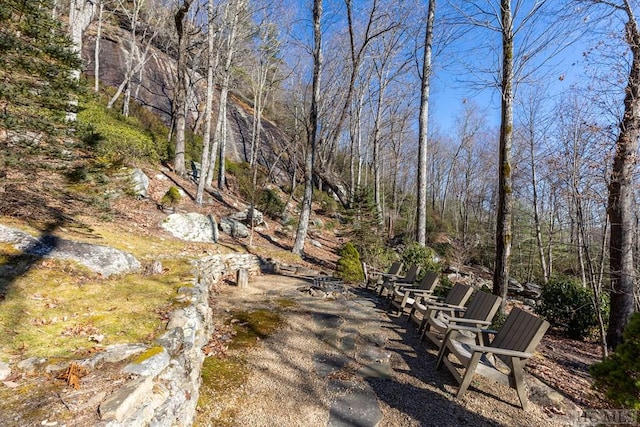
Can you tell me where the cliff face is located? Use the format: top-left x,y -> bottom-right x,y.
80,24 -> 293,185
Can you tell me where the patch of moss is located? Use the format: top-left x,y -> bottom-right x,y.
0,254 -> 185,359
200,356 -> 248,397
160,186 -> 182,207
195,356 -> 248,426
228,309 -> 284,350
275,298 -> 296,309
133,346 -> 164,364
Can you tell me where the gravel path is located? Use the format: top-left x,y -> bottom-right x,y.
209,274 -> 580,427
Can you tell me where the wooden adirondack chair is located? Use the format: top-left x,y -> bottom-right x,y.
379,264 -> 421,298
408,283 -> 474,332
387,271 -> 440,316
436,307 -> 550,410
420,291 -> 502,349
362,261 -> 403,292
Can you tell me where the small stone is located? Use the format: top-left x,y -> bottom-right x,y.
99,376 -> 154,422
0,361 -> 10,381
156,328 -> 184,356
17,357 -> 47,374
122,348 -> 170,377
89,334 -> 105,343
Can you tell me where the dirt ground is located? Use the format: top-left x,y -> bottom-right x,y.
197,273 -> 609,427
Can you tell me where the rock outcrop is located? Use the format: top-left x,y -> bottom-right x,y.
81,25 -> 293,186
0,224 -> 140,277
160,212 -> 219,243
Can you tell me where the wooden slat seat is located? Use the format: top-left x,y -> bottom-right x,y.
378,264 -> 421,298
420,291 -> 502,349
408,283 -> 474,332
362,261 -> 403,292
436,307 -> 550,410
387,271 -> 440,316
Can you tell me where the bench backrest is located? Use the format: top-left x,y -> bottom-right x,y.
491,307 -> 549,367
388,261 -> 403,276
443,283 -> 474,307
463,291 -> 502,322
401,264 -> 421,283
418,271 -> 440,291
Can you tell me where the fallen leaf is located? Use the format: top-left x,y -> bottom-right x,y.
57,362 -> 88,390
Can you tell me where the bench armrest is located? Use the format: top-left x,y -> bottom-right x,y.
441,315 -> 491,326
467,344 -> 533,359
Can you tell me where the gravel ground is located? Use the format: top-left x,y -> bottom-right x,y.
207,274 -> 581,427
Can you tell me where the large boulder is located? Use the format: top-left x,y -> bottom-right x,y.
0,224 -> 140,277
229,208 -> 264,226
522,282 -> 543,299
161,213 -> 219,243
219,217 -> 249,238
130,168 -> 149,198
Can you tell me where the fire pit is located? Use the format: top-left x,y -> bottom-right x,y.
298,276 -> 351,299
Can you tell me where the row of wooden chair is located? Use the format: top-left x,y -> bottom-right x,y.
360,262 -> 549,410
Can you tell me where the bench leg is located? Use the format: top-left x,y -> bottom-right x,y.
511,357 -> 529,410
457,351 -> 481,398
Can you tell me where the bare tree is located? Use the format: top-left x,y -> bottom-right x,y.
196,0 -> 220,205
416,0 -> 436,246
579,0 -> 640,349
94,0 -> 105,92
292,0 -> 322,255
201,0 -> 248,189
106,0 -> 161,116
449,0 -> 553,310
173,0 -> 193,176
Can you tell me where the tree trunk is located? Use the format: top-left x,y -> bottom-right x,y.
196,0 -> 217,206
493,0 -> 514,312
607,2 -> 640,350
530,131 -> 548,283
94,1 -> 103,93
173,0 -> 193,176
416,0 -> 435,246
218,95 -> 229,189
292,0 -> 322,255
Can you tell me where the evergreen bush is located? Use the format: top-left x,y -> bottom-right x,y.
335,242 -> 364,284
313,191 -> 338,216
590,312 -> 640,409
77,100 -> 160,164
400,242 -> 441,279
257,188 -> 285,219
160,186 -> 182,207
0,0 -> 83,132
535,279 -> 602,340
346,187 -> 389,268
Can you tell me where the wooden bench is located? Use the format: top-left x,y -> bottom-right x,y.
436,306 -> 549,410
421,291 -> 502,349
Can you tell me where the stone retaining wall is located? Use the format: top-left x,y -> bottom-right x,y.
195,253 -> 265,286
96,253 -> 264,426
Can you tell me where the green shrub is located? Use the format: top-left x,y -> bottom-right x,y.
335,242 -> 364,284
313,190 -> 339,216
226,159 -> 251,178
160,186 -> 181,207
257,188 -> 285,219
77,100 -> 160,165
590,313 -> 640,409
347,187 -> 386,265
535,279 -> 601,340
400,242 -> 441,279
